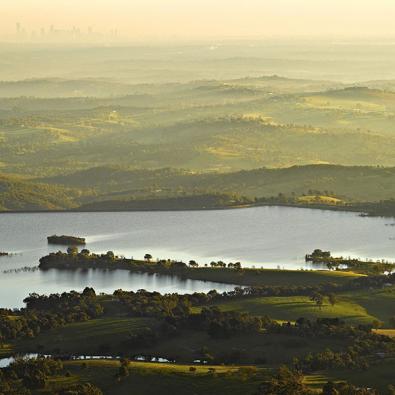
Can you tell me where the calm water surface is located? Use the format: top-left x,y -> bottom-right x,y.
1,206 -> 394,308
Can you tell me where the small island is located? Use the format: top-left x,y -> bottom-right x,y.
47,235 -> 86,246
305,249 -> 395,275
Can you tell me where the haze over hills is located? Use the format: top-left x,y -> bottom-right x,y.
2,42 -> 395,211
2,41 -> 395,82
1,75 -> 395,177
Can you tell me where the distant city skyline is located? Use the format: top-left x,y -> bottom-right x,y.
1,0 -> 395,42
12,22 -> 119,43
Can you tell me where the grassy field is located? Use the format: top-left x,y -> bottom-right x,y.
55,360 -> 268,395
46,357 -> 395,395
176,267 -> 361,287
130,330 -> 348,365
14,317 -> 349,365
297,195 -> 344,205
375,329 -> 395,338
208,295 -> 377,325
0,343 -> 13,357
305,358 -> 395,394
16,317 -> 158,355
341,287 -> 395,327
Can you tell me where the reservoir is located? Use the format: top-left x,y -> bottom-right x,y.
1,206 -> 394,307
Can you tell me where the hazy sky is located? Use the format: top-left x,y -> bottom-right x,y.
1,0 -> 395,40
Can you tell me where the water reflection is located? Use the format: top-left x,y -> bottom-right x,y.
1,206 -> 395,308
0,354 -> 175,368
0,268 -> 237,308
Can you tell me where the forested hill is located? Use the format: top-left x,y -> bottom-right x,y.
77,194 -> 253,212
0,174 -> 82,211
41,164 -> 395,202
3,164 -> 395,212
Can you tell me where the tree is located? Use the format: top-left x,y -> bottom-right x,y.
80,249 -> 90,256
327,293 -> 337,307
310,292 -> 324,310
258,366 -> 312,395
82,287 -> 96,297
188,260 -> 198,268
59,383 -> 103,395
105,251 -> 115,260
117,365 -> 129,379
371,320 -> 383,329
67,246 -> 78,255
144,253 -> 152,262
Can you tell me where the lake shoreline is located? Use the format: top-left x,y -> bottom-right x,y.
0,202 -> 371,216
1,205 -> 394,308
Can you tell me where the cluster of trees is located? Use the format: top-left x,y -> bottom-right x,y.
355,199 -> 395,218
208,261 -> 241,268
2,268 -> 394,346
265,318 -> 395,372
114,290 -> 276,342
122,327 -> 162,349
114,289 -> 191,319
270,317 -> 393,343
305,249 -> 395,275
117,288 -> 388,349
0,357 -> 102,394
78,193 -> 255,212
297,348 -> 370,372
203,272 -> 395,305
257,366 -> 381,395
188,307 -> 272,339
0,288 -> 103,342
39,249 -> 191,273
39,249 -> 246,274
305,249 -> 331,261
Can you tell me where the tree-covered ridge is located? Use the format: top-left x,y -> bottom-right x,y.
4,164 -> 395,212
40,164 -> 395,201
0,174 -> 82,211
